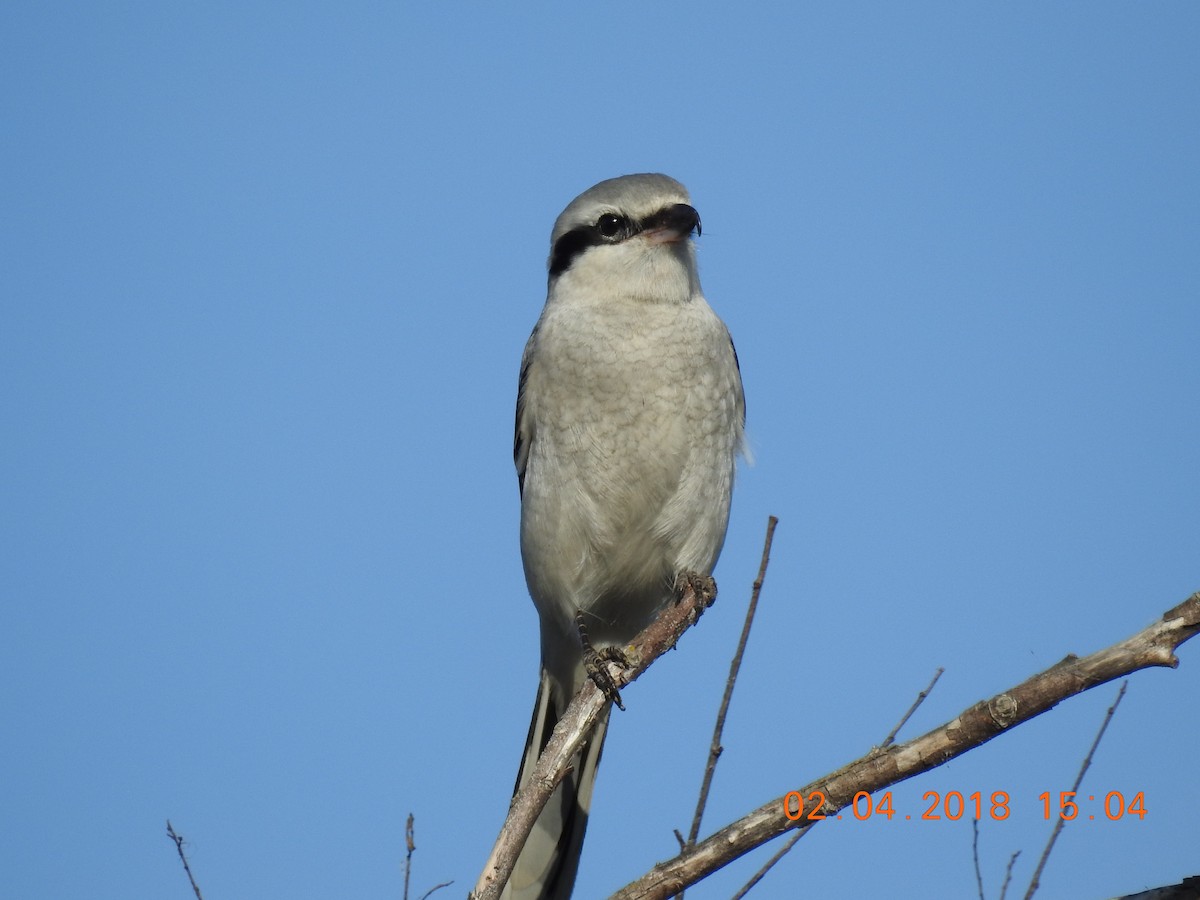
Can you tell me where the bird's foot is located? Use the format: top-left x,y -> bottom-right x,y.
674,570 -> 717,610
575,610 -> 629,711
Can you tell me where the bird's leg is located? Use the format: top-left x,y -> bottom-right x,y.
575,609 -> 628,711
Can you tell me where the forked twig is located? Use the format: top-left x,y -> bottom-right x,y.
166,820 -> 204,900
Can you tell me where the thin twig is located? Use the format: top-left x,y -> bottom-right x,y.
418,881 -> 454,900
999,850 -> 1021,900
403,813 -> 415,900
972,818 -> 986,900
880,667 -> 944,750
729,828 -> 807,900
165,820 -> 204,900
1023,681 -> 1129,899
685,516 -> 778,849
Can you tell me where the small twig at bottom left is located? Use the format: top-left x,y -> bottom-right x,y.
166,820 -> 204,900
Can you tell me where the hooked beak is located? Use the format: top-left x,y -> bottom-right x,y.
642,203 -> 701,245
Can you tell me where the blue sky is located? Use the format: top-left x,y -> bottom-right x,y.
2,4 -> 1197,898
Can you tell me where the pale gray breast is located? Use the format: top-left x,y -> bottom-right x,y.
521,296 -> 739,623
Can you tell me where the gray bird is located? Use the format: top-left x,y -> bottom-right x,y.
504,174 -> 745,900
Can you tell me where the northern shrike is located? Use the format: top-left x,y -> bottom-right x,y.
506,174 -> 745,900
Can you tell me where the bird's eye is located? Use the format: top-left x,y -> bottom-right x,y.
596,213 -> 625,238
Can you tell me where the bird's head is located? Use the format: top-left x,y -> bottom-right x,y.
546,173 -> 702,304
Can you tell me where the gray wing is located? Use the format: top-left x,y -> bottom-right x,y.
513,327 -> 538,496
727,326 -> 747,432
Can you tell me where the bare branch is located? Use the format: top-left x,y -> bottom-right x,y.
1023,681 -> 1128,899
610,591 -> 1200,900
472,576 -> 718,900
165,820 -> 204,900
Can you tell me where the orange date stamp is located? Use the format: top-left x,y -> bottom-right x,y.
783,789 -> 1148,823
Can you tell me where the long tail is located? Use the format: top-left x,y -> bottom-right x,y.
501,668 -> 611,900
